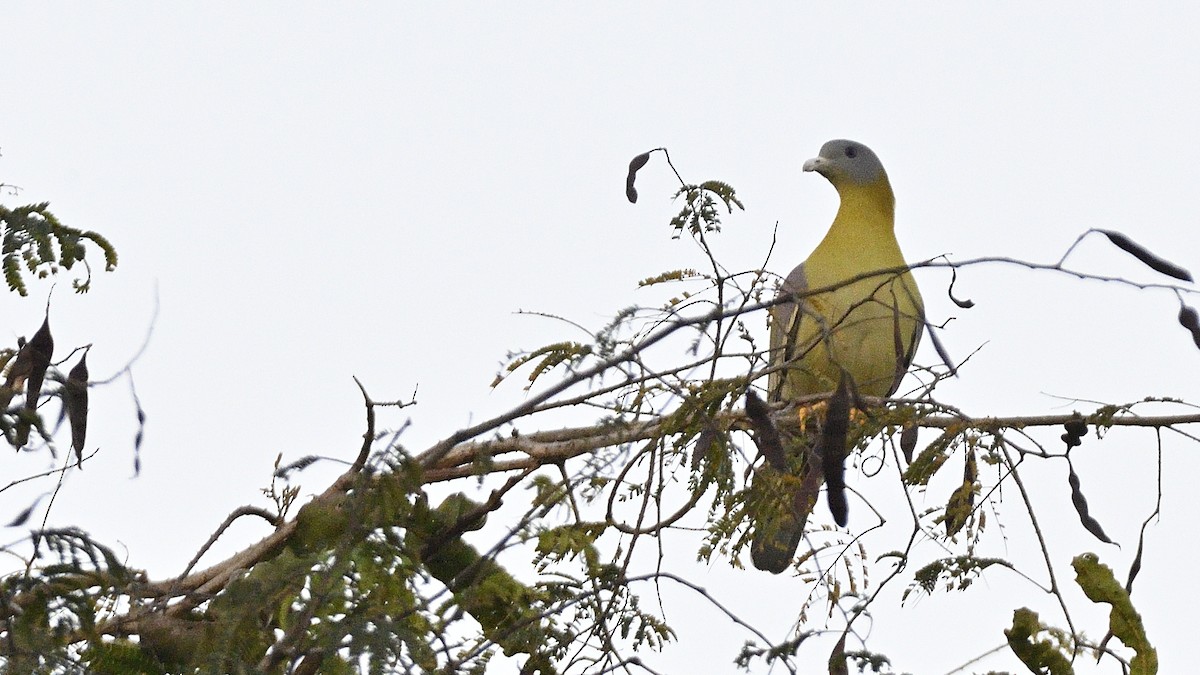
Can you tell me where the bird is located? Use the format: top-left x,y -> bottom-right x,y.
750,139 -> 924,574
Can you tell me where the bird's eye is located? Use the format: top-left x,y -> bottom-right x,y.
844,146 -> 858,159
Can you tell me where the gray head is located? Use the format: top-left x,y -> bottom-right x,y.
802,139 -> 889,187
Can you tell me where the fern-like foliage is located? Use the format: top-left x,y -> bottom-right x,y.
1,202 -> 118,295
669,181 -> 743,236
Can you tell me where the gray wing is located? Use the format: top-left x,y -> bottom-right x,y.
753,262 -> 817,574
767,262 -> 808,403
885,277 -> 924,397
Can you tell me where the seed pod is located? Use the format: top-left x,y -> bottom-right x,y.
1178,304 -> 1200,350
1101,229 -> 1193,282
1063,415 -> 1088,438
65,353 -> 89,468
821,375 -> 851,527
625,151 -> 652,204
899,425 -> 918,464
925,324 -> 958,377
1068,463 -> 1114,545
829,633 -> 849,675
5,495 -> 44,527
948,266 -> 975,309
11,317 -> 54,447
745,390 -> 785,470
22,317 -> 54,408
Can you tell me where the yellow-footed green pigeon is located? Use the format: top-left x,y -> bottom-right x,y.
750,139 -> 924,574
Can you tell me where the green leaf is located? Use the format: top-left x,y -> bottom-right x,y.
902,431 -> 953,485
1072,553 -> 1157,674
535,523 -> 604,570
495,341 -> 594,389
1004,608 -> 1073,675
944,448 -> 977,537
0,203 -> 118,295
638,268 -> 701,287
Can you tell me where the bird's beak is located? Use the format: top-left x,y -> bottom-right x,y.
802,156 -> 825,173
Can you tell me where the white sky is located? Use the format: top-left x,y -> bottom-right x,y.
3,4 -> 1199,673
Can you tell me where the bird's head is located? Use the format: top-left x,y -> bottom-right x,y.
803,139 -> 889,188
803,139 -> 894,211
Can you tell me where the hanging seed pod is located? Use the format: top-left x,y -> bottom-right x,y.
1068,463 -> 1115,545
1177,304 -> 1200,350
625,151 -> 652,204
745,390 -> 785,470
821,375 -> 852,527
948,266 -> 975,309
899,425 -> 919,464
64,353 -> 89,467
1101,229 -> 1193,282
12,317 -> 54,447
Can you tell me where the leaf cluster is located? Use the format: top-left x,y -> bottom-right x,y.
0,203 -> 117,295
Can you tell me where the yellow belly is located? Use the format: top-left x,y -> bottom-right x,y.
774,272 -> 921,399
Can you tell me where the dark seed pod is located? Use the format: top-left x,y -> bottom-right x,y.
1068,464 -> 1114,544
6,496 -> 44,527
821,375 -> 852,527
925,324 -> 958,377
1126,531 -> 1145,593
1178,304 -> 1200,350
65,353 -> 89,468
826,477 -> 849,529
625,152 -> 652,204
899,425 -> 919,464
1063,416 -> 1088,438
22,318 -> 54,408
1061,413 -> 1088,450
11,317 -> 54,447
744,390 -> 785,471
829,633 -> 849,675
1101,229 -> 1193,282
948,266 -> 975,309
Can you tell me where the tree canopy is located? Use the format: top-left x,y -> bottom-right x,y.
1,154 -> 1195,674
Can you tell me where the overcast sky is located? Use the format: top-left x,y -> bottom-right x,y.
3,4 -> 1199,673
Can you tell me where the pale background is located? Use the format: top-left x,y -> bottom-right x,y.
2,4 -> 1198,673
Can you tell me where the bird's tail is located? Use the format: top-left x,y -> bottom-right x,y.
749,432 -> 822,574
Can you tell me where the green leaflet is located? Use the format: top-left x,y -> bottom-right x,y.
0,203 -> 118,295
1073,553 -> 1158,675
1004,608 -> 1073,675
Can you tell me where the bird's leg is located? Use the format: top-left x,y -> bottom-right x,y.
795,400 -> 827,435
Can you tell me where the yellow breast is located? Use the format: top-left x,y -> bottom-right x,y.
771,176 -> 923,399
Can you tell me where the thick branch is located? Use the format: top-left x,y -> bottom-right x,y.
421,407 -> 1200,482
